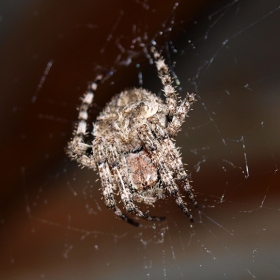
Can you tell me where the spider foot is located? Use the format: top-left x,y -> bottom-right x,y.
114,208 -> 139,227
143,210 -> 166,221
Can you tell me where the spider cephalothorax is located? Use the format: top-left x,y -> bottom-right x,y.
67,46 -> 197,226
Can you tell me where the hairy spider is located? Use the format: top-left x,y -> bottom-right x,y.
67,46 -> 197,226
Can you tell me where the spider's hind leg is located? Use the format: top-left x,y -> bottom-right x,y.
151,120 -> 198,207
137,123 -> 194,222
94,138 -> 140,226
106,139 -> 165,223
99,162 -> 140,227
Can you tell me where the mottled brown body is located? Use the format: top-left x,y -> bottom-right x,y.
67,46 -> 197,226
126,151 -> 158,190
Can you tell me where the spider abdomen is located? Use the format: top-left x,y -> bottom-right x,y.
126,150 -> 158,191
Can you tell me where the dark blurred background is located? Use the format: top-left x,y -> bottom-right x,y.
1,1 -> 280,279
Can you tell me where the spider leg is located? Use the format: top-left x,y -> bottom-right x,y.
105,139 -> 165,223
167,93 -> 196,137
93,138 -> 139,226
132,192 -> 157,206
150,45 -> 196,137
150,46 -> 177,118
150,120 -> 198,207
99,162 -> 139,226
137,123 -> 194,222
67,75 -> 103,168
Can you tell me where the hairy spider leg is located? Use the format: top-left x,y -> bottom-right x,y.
151,46 -> 177,117
93,138 -> 139,226
137,124 -> 194,222
100,162 -> 139,226
105,139 -> 165,223
131,192 -> 157,206
167,93 -> 196,137
150,46 -> 196,137
147,117 -> 198,207
67,75 -> 103,168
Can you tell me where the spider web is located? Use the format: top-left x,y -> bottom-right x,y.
1,0 -> 280,279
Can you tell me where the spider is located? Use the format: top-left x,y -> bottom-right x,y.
67,45 -> 197,226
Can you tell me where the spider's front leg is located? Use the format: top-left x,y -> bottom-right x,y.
150,46 -> 196,137
151,46 -> 178,118
67,76 -> 103,168
167,93 -> 196,137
